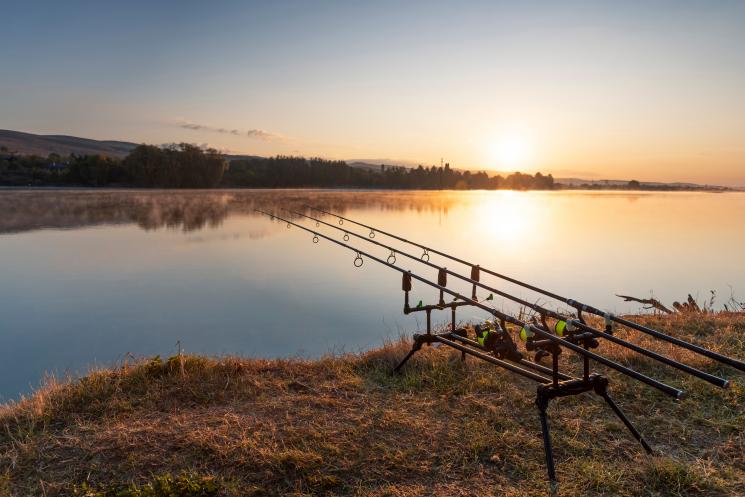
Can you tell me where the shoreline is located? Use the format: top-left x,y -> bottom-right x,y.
2,312 -> 743,496
0,185 -> 740,193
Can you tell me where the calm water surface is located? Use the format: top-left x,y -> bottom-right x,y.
1,189 -> 743,399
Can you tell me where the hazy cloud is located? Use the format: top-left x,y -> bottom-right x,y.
176,120 -> 280,142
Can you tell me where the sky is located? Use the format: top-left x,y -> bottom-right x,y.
1,1 -> 744,185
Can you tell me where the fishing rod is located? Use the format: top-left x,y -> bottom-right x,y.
305,205 -> 745,373
256,209 -> 559,385
256,208 -> 685,486
287,208 -> 730,389
257,208 -> 681,398
285,208 -> 574,380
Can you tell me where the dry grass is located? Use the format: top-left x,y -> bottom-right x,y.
1,314 -> 744,496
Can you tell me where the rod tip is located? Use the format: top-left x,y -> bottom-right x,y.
723,379 -> 731,389
676,390 -> 686,400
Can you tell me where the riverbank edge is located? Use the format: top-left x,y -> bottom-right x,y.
0,185 -> 740,192
1,312 -> 744,496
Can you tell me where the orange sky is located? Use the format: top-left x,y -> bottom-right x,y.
2,2 -> 744,185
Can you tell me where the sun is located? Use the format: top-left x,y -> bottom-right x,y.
489,134 -> 532,171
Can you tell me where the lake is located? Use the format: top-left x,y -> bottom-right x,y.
1,189 -> 743,400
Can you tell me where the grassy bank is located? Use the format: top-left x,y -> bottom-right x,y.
1,314 -> 743,496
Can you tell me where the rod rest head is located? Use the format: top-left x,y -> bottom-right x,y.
411,333 -> 439,350
563,332 -> 599,349
536,373 -> 608,405
526,339 -> 561,352
452,328 -> 469,338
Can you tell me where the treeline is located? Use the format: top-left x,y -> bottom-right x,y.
0,145 -> 555,190
564,179 -> 730,192
0,144 -> 227,188
224,156 -> 555,190
123,145 -> 226,188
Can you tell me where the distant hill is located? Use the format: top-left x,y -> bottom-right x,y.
0,131 -> 414,175
347,161 -> 389,172
347,158 -> 421,168
0,131 -> 406,171
0,129 -> 139,158
223,153 -> 264,162
554,177 -> 724,189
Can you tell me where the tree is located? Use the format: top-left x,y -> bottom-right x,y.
123,143 -> 227,188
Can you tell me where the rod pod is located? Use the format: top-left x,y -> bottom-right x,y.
304,205 -> 745,374
289,208 -> 729,389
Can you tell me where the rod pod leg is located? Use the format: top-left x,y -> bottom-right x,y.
393,344 -> 420,373
393,334 -> 435,373
599,390 -> 653,454
536,394 -> 559,492
592,376 -> 653,454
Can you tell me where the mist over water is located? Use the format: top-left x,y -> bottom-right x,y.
1,189 -> 743,400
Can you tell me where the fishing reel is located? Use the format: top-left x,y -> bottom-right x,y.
520,317 -> 561,363
548,315 -> 599,348
474,320 -> 523,362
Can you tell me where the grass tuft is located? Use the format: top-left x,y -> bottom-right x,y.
73,473 -> 219,497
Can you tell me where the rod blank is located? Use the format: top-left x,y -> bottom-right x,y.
305,205 -> 745,374
290,208 -> 729,389
256,209 -> 684,399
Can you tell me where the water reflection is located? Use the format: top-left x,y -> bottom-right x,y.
0,189 -> 743,400
0,189 -> 468,234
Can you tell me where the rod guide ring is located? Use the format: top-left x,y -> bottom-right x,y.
354,253 -> 364,267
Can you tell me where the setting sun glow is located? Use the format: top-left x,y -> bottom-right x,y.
489,134 -> 532,171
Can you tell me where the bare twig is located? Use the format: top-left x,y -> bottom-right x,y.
616,294 -> 674,314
